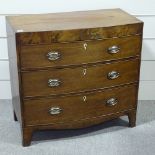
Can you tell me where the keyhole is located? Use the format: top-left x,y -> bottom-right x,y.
83,96 -> 87,102
83,43 -> 87,50
83,68 -> 87,76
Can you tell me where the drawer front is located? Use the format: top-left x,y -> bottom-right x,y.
18,23 -> 143,45
20,35 -> 142,69
24,84 -> 138,126
22,58 -> 140,98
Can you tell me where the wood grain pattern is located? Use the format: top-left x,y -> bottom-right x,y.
20,35 -> 142,69
6,9 -> 143,146
17,24 -> 143,45
6,9 -> 142,32
6,9 -> 143,45
22,58 -> 140,98
22,108 -> 135,146
24,84 -> 138,126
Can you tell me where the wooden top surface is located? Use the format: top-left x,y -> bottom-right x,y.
6,9 -> 142,33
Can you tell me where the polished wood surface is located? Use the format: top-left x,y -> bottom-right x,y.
20,35 -> 142,69
17,25 -> 143,45
6,9 -> 143,146
22,58 -> 139,98
24,84 -> 138,126
6,9 -> 142,32
22,109 -> 136,146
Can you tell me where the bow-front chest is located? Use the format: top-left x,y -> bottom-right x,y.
6,9 -> 143,146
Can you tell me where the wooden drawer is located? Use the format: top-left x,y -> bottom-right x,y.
22,58 -> 139,98
18,24 -> 143,45
24,84 -> 138,126
20,35 -> 141,69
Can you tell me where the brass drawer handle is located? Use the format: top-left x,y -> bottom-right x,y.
48,79 -> 61,87
108,71 -> 120,80
49,107 -> 62,115
108,45 -> 120,54
106,98 -> 118,106
46,51 -> 60,61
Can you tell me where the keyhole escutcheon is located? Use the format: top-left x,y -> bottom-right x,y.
83,68 -> 87,76
83,96 -> 87,102
83,43 -> 87,50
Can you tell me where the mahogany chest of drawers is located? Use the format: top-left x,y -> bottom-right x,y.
6,9 -> 143,146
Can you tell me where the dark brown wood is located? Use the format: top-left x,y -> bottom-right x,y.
128,110 -> 137,127
25,109 -> 133,130
17,25 -> 143,45
20,35 -> 142,69
6,9 -> 142,33
6,9 -> 143,45
22,127 -> 34,146
24,84 -> 138,126
6,9 -> 143,146
22,109 -> 134,146
22,58 -> 140,98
